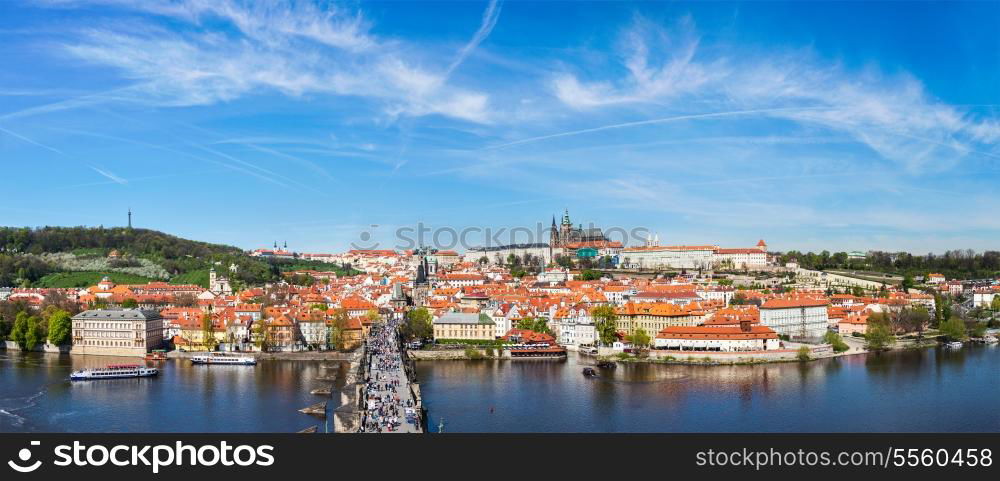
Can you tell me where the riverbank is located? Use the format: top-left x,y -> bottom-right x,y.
166,349 -> 357,361
589,335 -> 942,366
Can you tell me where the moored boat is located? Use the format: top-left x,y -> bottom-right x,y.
945,341 -> 963,349
191,352 -> 257,365
145,349 -> 168,361
70,364 -> 158,381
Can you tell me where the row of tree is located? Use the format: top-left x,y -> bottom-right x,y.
0,306 -> 74,350
778,249 -> 1000,279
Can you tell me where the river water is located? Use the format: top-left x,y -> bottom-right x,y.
2,346 -> 998,433
0,353 -> 348,433
415,346 -> 1000,433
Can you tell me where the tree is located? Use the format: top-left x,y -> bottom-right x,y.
939,317 -> 968,341
24,316 -> 44,350
515,317 -> 551,335
201,313 -> 217,350
865,314 -> 896,351
992,296 -> 1000,312
894,307 -> 930,340
797,345 -> 811,361
46,309 -> 72,346
10,311 -> 29,349
579,269 -> 601,281
626,328 -> 651,350
590,305 -> 618,346
252,319 -> 271,352
328,308 -> 351,350
173,293 -> 197,307
121,298 -> 138,309
730,292 -> 748,305
365,309 -> 381,324
401,307 -> 433,341
823,331 -> 849,353
901,275 -> 915,292
971,322 -> 988,339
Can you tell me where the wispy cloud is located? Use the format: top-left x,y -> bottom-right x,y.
89,166 -> 127,184
48,0 -> 494,123
549,15 -> 1000,174
484,107 -> 832,150
444,0 -> 502,78
0,126 -> 65,155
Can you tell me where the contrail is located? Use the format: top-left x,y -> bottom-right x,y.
89,166 -> 128,185
0,126 -> 65,155
445,0 -> 502,78
483,106 -> 833,150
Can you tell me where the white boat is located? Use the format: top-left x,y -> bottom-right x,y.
945,341 -> 963,349
70,364 -> 158,381
190,352 -> 257,365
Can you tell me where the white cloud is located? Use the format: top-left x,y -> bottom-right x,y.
445,0 -> 503,78
51,0 -> 494,123
550,15 -> 1000,174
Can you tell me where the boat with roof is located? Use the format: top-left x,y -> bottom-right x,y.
70,364 -> 158,381
190,352 -> 257,365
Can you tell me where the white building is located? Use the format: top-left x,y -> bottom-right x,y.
554,316 -> 596,349
298,319 -> 329,349
71,309 -> 164,357
620,245 -> 717,269
972,288 -> 997,308
653,323 -> 780,352
759,298 -> 829,342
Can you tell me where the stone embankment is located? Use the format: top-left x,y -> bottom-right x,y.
167,350 -> 356,361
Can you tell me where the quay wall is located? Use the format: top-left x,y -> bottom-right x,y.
168,350 -> 356,361
3,341 -> 71,353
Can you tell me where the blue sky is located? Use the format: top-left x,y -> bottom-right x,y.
1,1 -> 998,254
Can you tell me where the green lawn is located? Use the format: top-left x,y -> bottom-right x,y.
169,269 -> 210,288
35,271 -> 156,288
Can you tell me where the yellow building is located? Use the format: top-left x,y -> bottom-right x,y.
433,312 -> 496,341
614,302 -> 707,336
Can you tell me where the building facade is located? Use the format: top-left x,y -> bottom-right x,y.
432,312 -> 496,341
71,309 -> 164,357
654,323 -> 780,351
759,298 -> 830,341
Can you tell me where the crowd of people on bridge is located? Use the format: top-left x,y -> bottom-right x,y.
360,319 -> 419,433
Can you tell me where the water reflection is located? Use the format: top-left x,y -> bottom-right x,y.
417,347 -> 1000,433
1,351 -> 348,433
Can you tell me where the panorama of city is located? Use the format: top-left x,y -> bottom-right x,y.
2,1 -> 999,435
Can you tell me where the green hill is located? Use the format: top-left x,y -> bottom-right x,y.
0,226 -> 359,288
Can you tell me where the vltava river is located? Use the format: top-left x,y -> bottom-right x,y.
3,346 -> 998,432
0,353 -> 348,433
416,346 -> 1000,432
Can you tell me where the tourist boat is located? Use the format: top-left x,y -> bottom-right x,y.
190,352 -> 257,365
945,341 -> 963,349
70,364 -> 158,381
145,350 -> 168,361
582,367 -> 598,377
984,336 -> 999,344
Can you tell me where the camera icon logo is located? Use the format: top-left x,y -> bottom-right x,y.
7,441 -> 41,473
